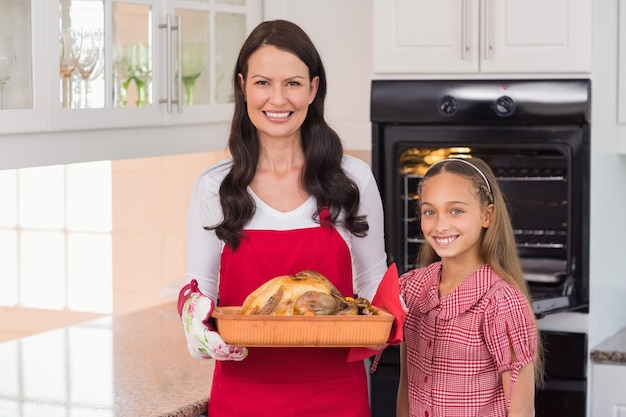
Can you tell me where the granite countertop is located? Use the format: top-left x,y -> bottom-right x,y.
590,326 -> 626,365
0,302 -> 214,417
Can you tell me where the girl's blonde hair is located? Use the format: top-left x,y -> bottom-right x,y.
416,157 -> 544,384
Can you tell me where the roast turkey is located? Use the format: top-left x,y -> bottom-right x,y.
238,270 -> 375,316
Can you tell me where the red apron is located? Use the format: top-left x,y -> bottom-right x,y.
207,209 -> 370,417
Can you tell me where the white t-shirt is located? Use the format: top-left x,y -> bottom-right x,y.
185,155 -> 388,302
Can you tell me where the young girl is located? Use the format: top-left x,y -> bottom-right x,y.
396,157 -> 542,417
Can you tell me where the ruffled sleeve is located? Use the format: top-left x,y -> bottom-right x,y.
483,282 -> 537,379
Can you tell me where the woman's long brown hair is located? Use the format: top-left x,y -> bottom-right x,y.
206,20 -> 368,249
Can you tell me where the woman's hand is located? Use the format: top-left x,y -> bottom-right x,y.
179,281 -> 248,361
396,343 -> 410,417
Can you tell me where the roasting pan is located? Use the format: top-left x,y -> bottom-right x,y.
212,306 -> 393,347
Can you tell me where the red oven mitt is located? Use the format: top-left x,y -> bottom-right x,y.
347,263 -> 406,363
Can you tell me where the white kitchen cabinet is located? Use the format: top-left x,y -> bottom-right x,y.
0,0 -> 261,135
591,363 -> 626,417
373,0 -> 591,75
0,0 -> 48,135
618,0 -> 626,154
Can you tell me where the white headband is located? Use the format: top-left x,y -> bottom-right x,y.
427,158 -> 492,193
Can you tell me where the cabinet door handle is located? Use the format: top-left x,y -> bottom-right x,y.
483,0 -> 493,60
461,0 -> 469,60
159,15 -> 183,113
159,15 -> 173,113
174,15 -> 183,114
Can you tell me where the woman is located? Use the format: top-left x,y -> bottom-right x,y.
179,20 -> 387,417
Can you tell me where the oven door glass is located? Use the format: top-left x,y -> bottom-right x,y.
375,125 -> 589,316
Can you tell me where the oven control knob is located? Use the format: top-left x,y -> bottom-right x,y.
495,95 -> 515,116
438,95 -> 458,116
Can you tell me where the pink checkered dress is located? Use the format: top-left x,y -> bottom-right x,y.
399,262 -> 537,417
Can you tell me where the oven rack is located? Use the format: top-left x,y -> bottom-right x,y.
399,173 -> 567,182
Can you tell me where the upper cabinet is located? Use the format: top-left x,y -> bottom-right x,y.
373,0 -> 592,75
0,0 -> 47,134
0,0 -> 261,135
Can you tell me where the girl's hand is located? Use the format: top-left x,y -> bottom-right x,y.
502,362 -> 535,417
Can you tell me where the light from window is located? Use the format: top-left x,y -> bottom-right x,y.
0,161 -> 112,313
21,230 -> 66,309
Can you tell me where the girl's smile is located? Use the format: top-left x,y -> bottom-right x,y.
433,235 -> 458,246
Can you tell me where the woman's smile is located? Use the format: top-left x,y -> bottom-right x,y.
263,110 -> 293,121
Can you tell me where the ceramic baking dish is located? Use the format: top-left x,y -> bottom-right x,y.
212,306 -> 393,347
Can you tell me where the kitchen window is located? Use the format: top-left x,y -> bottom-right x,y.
0,161 -> 113,313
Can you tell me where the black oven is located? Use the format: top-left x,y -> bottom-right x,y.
371,79 -> 590,317
369,79 -> 590,416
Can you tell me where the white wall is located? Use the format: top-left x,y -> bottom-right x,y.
588,0 -> 626,349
